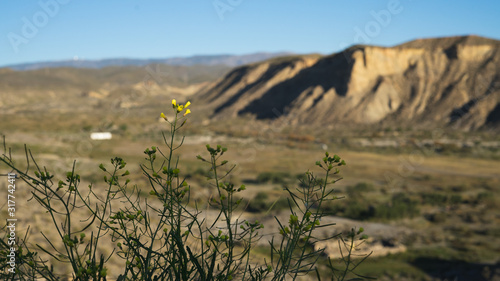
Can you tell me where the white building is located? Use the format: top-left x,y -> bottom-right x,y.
90,132 -> 112,140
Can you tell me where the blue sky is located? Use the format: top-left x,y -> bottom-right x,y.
1,0 -> 499,67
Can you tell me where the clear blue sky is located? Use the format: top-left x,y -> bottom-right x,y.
1,0 -> 499,67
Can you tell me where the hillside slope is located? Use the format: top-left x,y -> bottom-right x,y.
197,36 -> 500,130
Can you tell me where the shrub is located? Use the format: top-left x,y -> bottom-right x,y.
346,182 -> 375,194
246,192 -> 290,213
256,171 -> 291,184
246,192 -> 269,213
420,192 -> 463,206
374,193 -> 420,220
426,212 -> 447,223
326,192 -> 419,221
420,193 -> 449,206
449,194 -> 463,205
0,99 -> 370,280
297,173 -> 325,188
345,201 -> 374,220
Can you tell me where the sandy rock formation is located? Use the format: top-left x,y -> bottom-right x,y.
197,35 -> 500,131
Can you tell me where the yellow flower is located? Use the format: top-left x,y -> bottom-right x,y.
168,99 -> 192,115
160,112 -> 168,121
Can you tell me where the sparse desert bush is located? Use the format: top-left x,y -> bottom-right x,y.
449,184 -> 467,192
0,99 -> 370,280
185,166 -> 214,183
420,192 -> 449,206
374,193 -> 420,220
324,191 -> 419,221
346,182 -> 375,194
245,192 -> 290,213
256,171 -> 291,184
246,191 -> 269,213
345,201 -> 374,220
297,173 -> 325,188
475,191 -> 498,208
425,212 -> 447,223
449,194 -> 463,205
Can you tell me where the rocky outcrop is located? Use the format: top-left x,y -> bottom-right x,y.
197,36 -> 500,130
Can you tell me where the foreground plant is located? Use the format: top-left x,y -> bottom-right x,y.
1,99 -> 371,280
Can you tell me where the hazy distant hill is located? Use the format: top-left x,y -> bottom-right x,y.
4,52 -> 293,71
0,64 -> 230,89
0,63 -> 233,114
197,36 -> 500,131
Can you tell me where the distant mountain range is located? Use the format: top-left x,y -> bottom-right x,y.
3,52 -> 294,71
197,35 -> 500,131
